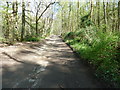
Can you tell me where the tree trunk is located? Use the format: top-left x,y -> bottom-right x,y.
61,9 -> 64,33
106,1 -> 109,25
90,0 -> 93,21
103,0 -> 106,31
12,2 -> 16,42
15,0 -> 19,41
97,1 -> 100,27
35,2 -> 55,36
118,0 -> 120,31
21,0 -> 25,41
69,2 -> 71,32
77,0 -> 80,29
6,2 -> 9,41
12,0 -> 18,41
36,16 -> 38,36
112,0 -> 115,31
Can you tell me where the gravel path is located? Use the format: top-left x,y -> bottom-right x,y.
1,35 -> 105,88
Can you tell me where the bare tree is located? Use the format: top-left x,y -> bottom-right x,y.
35,1 -> 55,36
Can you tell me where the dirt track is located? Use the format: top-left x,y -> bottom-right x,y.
1,35 -> 105,88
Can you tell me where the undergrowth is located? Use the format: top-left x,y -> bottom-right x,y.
23,35 -> 44,42
63,26 -> 120,88
0,37 -> 4,42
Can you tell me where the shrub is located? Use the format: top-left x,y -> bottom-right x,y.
63,26 -> 120,87
64,32 -> 75,40
24,35 -> 40,42
0,37 -> 5,42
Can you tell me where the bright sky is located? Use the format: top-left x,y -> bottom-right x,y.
0,0 -> 119,19
4,0 -> 119,2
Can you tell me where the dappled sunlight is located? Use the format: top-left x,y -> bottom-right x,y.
36,60 -> 49,67
0,0 -> 119,88
1,35 -> 105,88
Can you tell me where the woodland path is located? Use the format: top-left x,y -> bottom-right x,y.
1,35 -> 105,88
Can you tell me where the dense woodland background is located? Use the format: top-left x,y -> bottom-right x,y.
0,0 -> 120,88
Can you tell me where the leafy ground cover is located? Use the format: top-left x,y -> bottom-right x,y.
63,26 -> 120,88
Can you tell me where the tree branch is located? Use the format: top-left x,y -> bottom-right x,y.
25,15 -> 33,21
25,20 -> 35,29
25,9 -> 34,13
37,2 -> 55,21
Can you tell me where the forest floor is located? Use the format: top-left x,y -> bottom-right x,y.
1,35 -> 106,88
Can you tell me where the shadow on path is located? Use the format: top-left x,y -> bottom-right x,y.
2,35 -> 106,88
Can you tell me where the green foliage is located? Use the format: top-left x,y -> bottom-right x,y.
80,14 -> 93,28
63,26 -> 120,87
23,35 -> 41,42
0,37 -> 5,42
64,32 -> 75,40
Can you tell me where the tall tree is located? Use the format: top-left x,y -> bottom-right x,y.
112,0 -> 115,31
97,0 -> 100,27
118,0 -> 120,31
68,2 -> 72,31
35,2 -> 55,36
77,0 -> 80,29
21,0 -> 25,41
35,1 -> 41,36
90,0 -> 93,21
5,1 -> 9,41
103,0 -> 106,25
106,1 -> 109,25
12,0 -> 18,41
103,0 -> 107,31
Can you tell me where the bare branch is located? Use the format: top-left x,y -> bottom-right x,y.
25,9 -> 34,13
25,20 -> 35,29
25,15 -> 33,21
37,2 -> 56,21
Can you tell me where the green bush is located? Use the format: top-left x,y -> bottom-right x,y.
24,35 -> 40,42
0,37 -> 5,42
64,32 -> 75,40
63,26 -> 120,87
